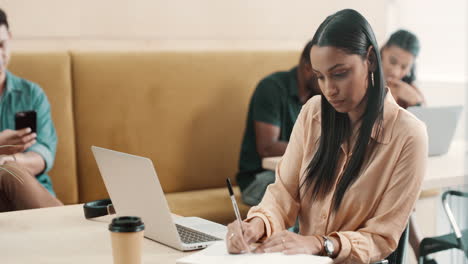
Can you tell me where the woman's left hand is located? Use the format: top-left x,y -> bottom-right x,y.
254,230 -> 322,255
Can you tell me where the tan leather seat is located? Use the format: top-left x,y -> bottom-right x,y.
9,50 -> 300,224
71,51 -> 298,207
166,186 -> 250,225
8,52 -> 78,204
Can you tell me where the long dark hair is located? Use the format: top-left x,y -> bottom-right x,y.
383,29 -> 420,84
300,9 -> 386,211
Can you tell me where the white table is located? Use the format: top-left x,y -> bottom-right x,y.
262,140 -> 467,191
1,142 -> 465,263
0,204 -> 190,263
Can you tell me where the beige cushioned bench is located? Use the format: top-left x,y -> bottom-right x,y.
9,51 -> 299,224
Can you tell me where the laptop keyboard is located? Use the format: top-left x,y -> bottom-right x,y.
176,224 -> 221,244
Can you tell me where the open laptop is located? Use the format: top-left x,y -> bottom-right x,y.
407,105 -> 462,156
91,146 -> 227,251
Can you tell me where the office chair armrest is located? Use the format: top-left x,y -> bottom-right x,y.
441,190 -> 468,239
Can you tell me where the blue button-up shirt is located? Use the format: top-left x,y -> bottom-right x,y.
0,71 -> 57,195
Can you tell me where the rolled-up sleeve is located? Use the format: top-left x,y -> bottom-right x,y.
246,102 -> 310,237
27,85 -> 57,174
331,125 -> 428,263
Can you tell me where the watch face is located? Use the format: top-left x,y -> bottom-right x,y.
324,237 -> 334,256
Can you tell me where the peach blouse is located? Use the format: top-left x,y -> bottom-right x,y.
247,92 -> 428,263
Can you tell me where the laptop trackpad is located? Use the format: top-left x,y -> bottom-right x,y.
174,216 -> 227,239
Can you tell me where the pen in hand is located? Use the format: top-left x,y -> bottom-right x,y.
226,178 -> 251,253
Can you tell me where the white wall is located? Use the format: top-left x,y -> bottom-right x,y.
386,0 -> 467,83
0,0 -> 387,51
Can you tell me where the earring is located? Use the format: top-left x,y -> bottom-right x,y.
371,72 -> 375,87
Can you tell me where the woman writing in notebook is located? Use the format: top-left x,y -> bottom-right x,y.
226,9 -> 428,263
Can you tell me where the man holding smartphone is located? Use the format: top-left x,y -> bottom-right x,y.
0,9 -> 61,211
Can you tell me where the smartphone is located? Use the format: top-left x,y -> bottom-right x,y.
15,110 -> 37,133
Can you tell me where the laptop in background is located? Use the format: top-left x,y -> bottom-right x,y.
91,146 -> 227,251
407,105 -> 462,156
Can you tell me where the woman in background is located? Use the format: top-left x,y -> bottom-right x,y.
381,29 -> 424,109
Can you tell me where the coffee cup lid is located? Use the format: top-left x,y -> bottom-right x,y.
109,216 -> 145,232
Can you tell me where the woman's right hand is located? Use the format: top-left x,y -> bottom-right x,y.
226,217 -> 266,254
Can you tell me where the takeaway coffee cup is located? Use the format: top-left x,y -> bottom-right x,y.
109,216 -> 145,264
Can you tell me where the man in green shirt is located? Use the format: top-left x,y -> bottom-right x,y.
0,8 -> 62,211
237,41 -> 320,206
